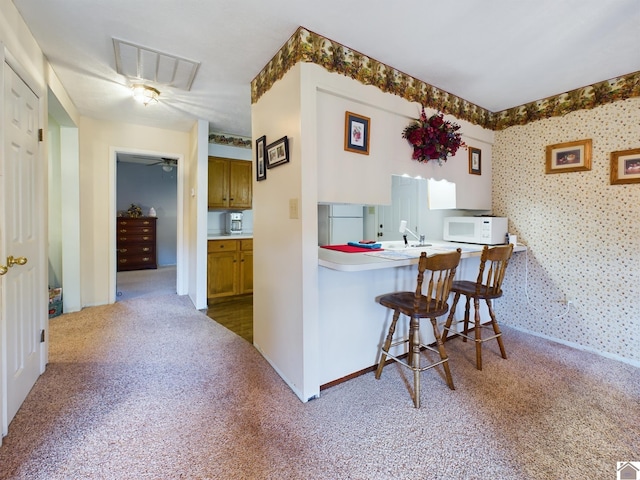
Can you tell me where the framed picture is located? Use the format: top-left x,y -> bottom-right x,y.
344,111 -> 370,155
545,139 -> 592,174
266,136 -> 289,169
255,135 -> 267,181
610,147 -> 640,185
468,146 -> 481,175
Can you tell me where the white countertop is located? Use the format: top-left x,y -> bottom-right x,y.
318,240 -> 526,272
208,233 -> 253,240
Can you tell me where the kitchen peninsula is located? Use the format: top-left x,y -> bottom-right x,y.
317,241 -> 526,388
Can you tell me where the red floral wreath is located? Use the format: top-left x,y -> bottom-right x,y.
402,108 -> 465,165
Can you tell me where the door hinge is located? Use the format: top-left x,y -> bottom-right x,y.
38,128 -> 43,142
40,329 -> 45,343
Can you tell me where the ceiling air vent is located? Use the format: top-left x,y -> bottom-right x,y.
113,38 -> 200,91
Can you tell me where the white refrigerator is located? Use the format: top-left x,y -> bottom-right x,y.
318,204 -> 364,245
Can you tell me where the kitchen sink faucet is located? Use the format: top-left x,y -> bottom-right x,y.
399,220 -> 430,247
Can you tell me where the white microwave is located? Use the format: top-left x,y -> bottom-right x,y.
443,216 -> 508,245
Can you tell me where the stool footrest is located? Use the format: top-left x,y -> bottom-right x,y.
443,321 -> 501,343
381,341 -> 448,373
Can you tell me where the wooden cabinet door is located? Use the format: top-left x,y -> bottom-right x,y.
207,250 -> 238,298
229,160 -> 252,209
208,157 -> 230,208
239,250 -> 253,294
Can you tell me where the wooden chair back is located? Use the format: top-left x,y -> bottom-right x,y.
415,249 -> 462,312
475,244 -> 514,296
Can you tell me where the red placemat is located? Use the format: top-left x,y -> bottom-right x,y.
321,244 -> 384,253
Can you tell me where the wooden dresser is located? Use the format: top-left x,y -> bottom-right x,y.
116,217 -> 157,271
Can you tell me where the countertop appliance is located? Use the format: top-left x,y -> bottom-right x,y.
226,212 -> 243,235
443,216 -> 508,245
318,204 -> 364,245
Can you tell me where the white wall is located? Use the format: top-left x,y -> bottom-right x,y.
252,61 -> 496,401
314,68 -> 494,209
252,63 -> 310,399
185,119 -> 209,310
493,97 -> 640,366
78,117 -> 191,306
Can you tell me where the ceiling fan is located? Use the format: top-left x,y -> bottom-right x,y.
147,157 -> 178,168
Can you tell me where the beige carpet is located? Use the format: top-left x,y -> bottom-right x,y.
0,293 -> 638,479
116,265 -> 176,302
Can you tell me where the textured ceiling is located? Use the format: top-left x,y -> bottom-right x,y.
11,0 -> 640,137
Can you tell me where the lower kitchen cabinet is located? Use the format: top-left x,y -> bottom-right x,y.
207,238 -> 253,300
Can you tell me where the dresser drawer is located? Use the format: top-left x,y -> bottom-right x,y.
117,253 -> 157,270
117,225 -> 155,235
117,218 -> 155,227
117,244 -> 155,255
117,234 -> 155,243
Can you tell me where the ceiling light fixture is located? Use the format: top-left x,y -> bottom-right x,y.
132,84 -> 160,106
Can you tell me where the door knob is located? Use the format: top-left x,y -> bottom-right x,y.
7,256 -> 28,267
0,265 -> 7,276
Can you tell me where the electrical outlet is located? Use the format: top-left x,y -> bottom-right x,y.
556,294 -> 572,305
558,294 -> 573,306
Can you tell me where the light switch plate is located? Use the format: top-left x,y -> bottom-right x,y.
289,198 -> 299,219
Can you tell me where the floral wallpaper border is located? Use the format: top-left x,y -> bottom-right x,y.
208,133 -> 252,148
251,27 -> 640,131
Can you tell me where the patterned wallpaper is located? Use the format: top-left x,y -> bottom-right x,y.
251,26 -> 640,131
492,97 -> 640,364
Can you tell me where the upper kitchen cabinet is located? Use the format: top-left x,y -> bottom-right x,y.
208,156 -> 252,209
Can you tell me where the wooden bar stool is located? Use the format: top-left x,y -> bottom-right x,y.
375,249 -> 462,408
442,244 -> 513,370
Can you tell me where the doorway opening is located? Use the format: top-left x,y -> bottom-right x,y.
114,151 -> 182,301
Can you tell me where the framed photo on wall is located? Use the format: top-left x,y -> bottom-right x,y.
255,135 -> 267,181
266,136 -> 289,169
545,139 -> 592,174
610,147 -> 640,185
468,146 -> 481,175
344,111 -> 370,155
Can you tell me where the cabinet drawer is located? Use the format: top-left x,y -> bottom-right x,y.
117,234 -> 155,243
240,239 -> 253,251
117,253 -> 157,270
208,240 -> 238,252
117,245 -> 155,255
117,226 -> 155,235
117,219 -> 155,227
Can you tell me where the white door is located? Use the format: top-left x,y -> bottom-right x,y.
1,63 -> 44,435
375,175 -> 420,241
329,217 -> 364,245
